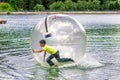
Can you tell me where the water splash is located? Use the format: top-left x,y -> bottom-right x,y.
59,54 -> 103,69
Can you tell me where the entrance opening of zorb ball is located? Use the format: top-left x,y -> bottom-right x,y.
31,14 -> 87,66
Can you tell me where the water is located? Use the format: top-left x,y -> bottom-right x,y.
0,14 -> 120,80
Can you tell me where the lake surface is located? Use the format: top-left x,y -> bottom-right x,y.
0,14 -> 120,80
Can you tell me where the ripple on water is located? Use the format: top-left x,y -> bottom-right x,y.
0,14 -> 120,80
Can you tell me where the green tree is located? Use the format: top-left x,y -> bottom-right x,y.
33,4 -> 45,11
42,0 -> 56,9
49,1 -> 65,11
64,0 -> 77,11
77,0 -> 88,10
29,0 -> 42,10
1,0 -> 120,11
0,3 -> 14,12
88,0 -> 100,10
87,0 -> 93,10
7,0 -> 20,11
109,1 -> 120,10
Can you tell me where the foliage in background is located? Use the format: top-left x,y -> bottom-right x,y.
64,0 -> 77,11
0,0 -> 120,11
33,4 -> 45,11
49,1 -> 65,11
0,3 -> 14,12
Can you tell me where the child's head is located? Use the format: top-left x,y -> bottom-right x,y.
39,40 -> 46,47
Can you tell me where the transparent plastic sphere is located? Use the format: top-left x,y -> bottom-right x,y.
31,14 -> 87,66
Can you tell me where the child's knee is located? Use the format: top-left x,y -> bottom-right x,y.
47,58 -> 50,63
56,58 -> 61,62
46,58 -> 50,63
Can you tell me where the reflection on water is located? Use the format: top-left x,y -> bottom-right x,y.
0,14 -> 120,80
45,68 -> 59,80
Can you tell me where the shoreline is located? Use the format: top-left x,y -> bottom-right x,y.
0,11 -> 120,15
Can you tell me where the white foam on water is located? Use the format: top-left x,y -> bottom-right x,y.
77,55 -> 104,68
59,55 -> 103,69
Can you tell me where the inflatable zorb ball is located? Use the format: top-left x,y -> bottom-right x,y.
31,14 -> 87,66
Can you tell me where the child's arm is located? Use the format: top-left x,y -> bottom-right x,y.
44,51 -> 46,63
32,48 -> 43,53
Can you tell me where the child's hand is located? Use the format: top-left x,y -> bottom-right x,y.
32,49 -> 42,53
32,48 -> 35,53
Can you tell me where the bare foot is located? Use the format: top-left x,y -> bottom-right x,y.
54,64 -> 58,67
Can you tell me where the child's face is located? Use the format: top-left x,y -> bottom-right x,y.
40,43 -> 45,47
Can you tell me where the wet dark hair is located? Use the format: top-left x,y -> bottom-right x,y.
40,40 -> 46,44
